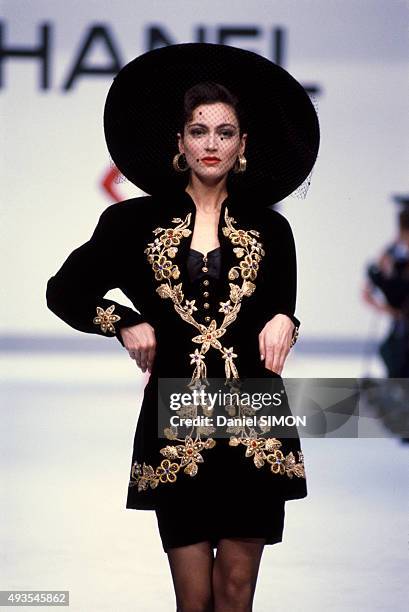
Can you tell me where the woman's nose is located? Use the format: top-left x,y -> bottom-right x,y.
205,131 -> 217,150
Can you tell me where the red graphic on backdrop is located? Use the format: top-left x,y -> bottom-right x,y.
101,164 -> 125,201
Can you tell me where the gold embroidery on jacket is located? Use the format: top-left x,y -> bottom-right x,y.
129,434 -> 217,492
130,208 -> 306,491
144,207 -> 265,382
129,380 -> 219,491
93,304 -> 121,333
229,435 -> 305,477
130,434 -> 305,492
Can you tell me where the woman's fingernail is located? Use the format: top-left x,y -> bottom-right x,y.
260,355 -> 264,360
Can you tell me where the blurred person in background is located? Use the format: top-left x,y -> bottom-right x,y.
363,196 -> 409,377
362,195 -> 409,444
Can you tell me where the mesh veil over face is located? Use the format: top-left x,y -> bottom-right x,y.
109,91 -> 319,205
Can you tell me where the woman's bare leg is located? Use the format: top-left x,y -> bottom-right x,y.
212,537 -> 267,612
166,540 -> 215,612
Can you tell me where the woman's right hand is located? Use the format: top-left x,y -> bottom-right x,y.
119,322 -> 156,373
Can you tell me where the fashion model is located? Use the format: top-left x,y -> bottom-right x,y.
46,43 -> 319,612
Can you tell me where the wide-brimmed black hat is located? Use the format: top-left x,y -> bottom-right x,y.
103,42 -> 320,204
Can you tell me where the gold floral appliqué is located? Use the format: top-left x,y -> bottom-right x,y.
93,304 -> 121,333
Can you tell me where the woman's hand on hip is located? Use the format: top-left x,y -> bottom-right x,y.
258,314 -> 295,375
119,322 -> 156,373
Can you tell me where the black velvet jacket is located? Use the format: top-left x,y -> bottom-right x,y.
46,188 -> 307,508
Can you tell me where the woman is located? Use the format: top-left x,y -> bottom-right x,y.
46,43 -> 319,611
364,200 -> 409,377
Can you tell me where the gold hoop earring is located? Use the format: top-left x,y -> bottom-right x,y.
233,154 -> 247,173
172,152 -> 189,172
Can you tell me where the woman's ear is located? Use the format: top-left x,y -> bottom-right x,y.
177,132 -> 184,154
240,132 -> 247,155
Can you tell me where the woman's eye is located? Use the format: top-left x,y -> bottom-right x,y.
189,129 -> 235,137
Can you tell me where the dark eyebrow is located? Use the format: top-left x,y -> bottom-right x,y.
187,122 -> 238,129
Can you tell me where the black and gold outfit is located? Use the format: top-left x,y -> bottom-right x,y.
46,187 -> 307,552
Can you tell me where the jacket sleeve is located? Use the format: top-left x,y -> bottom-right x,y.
46,203 -> 146,347
264,209 -> 300,344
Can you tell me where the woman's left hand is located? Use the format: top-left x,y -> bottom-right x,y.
258,314 -> 295,375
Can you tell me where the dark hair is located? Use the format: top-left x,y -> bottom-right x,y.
179,81 -> 246,136
399,208 -> 409,231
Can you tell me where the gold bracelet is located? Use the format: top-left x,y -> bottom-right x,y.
290,326 -> 299,348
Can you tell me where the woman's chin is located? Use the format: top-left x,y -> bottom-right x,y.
192,167 -> 229,184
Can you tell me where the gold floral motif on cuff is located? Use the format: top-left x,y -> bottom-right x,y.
93,304 -> 121,333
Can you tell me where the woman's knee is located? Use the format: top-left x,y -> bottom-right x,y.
215,567 -> 253,604
212,539 -> 266,609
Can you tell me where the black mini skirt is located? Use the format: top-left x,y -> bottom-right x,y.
154,495 -> 286,553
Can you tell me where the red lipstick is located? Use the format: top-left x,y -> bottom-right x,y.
202,157 -> 221,165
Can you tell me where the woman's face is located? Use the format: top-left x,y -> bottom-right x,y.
177,102 -> 247,183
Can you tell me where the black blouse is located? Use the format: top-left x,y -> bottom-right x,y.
187,247 -> 222,282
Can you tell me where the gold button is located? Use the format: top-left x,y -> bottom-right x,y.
204,303 -> 210,309
205,316 -> 211,322
203,291 -> 209,297
203,280 -> 209,286
202,266 -> 208,272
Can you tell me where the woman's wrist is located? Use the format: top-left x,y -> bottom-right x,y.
271,313 -> 300,348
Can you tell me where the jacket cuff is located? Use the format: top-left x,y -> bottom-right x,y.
89,301 -> 146,345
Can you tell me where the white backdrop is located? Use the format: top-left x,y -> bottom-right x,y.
1,0 -> 408,343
